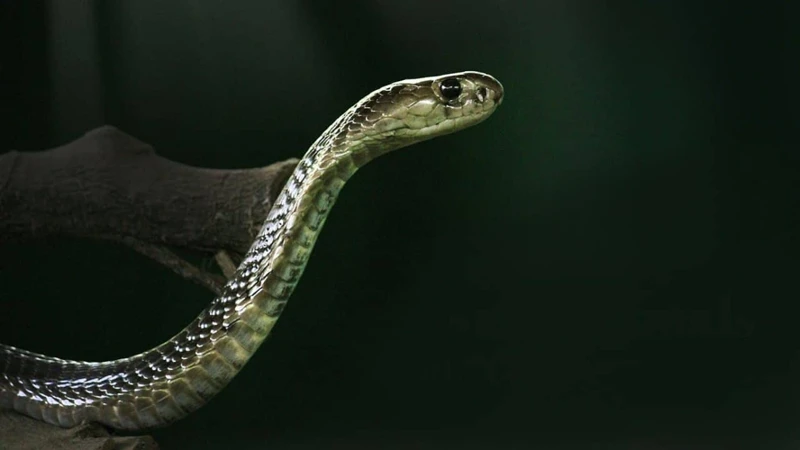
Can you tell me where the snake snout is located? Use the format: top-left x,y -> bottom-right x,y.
466,72 -> 504,107
483,78 -> 504,106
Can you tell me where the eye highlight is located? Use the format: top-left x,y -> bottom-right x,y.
439,78 -> 462,100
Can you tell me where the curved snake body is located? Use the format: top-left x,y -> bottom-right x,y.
0,72 -> 503,430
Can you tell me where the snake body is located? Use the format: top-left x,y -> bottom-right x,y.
0,72 -> 503,430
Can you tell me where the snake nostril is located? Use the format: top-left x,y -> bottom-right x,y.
476,87 -> 487,103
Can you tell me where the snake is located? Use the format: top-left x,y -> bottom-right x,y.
0,71 -> 503,431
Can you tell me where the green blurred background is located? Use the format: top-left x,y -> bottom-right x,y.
1,1 -> 798,448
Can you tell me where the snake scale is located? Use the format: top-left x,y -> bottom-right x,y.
0,72 -> 503,431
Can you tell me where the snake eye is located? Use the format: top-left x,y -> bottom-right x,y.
439,78 -> 462,100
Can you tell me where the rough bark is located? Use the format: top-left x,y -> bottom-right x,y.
0,126 -> 298,448
0,411 -> 158,450
0,125 -> 297,254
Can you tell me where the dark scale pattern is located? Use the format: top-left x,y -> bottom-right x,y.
0,71 -> 503,430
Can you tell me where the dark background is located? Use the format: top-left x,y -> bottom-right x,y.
1,1 -> 798,448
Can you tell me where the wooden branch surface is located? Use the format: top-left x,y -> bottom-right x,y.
0,126 -> 297,254
0,410 -> 158,450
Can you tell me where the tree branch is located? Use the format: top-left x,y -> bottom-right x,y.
0,125 -> 297,254
116,236 -> 227,295
0,410 -> 158,450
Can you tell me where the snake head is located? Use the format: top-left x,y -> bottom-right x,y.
338,71 -> 504,163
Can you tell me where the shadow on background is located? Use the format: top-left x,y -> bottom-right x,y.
0,1 -> 798,448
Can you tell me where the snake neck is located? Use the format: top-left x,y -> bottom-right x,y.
222,150 -> 359,335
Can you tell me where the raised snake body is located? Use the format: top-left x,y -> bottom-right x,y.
0,72 -> 503,430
